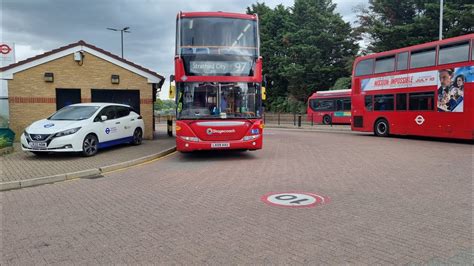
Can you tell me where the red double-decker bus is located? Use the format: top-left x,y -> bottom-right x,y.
306,89 -> 351,125
172,12 -> 264,152
351,34 -> 474,140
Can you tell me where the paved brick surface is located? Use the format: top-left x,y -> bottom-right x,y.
1,126 -> 175,182
1,129 -> 472,264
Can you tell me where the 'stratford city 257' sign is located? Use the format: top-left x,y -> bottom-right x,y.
189,61 -> 251,75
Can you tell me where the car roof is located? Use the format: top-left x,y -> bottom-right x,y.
67,103 -> 131,108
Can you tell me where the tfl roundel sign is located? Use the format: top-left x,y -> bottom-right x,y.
261,192 -> 329,208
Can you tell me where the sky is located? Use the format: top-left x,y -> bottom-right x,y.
1,0 -> 367,99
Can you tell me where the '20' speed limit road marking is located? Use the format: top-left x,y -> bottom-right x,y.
261,192 -> 329,208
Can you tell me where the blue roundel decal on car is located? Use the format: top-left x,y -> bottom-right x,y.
105,128 -> 111,134
44,123 -> 55,128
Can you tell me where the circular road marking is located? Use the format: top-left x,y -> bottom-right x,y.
261,192 -> 328,208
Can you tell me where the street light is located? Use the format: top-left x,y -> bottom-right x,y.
439,0 -> 443,40
107,26 -> 131,58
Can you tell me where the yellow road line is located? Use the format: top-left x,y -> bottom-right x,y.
104,151 -> 178,175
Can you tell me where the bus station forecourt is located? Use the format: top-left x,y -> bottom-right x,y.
1,11 -> 473,266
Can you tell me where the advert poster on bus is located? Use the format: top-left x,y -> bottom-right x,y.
436,66 -> 472,113
361,70 -> 438,91
362,66 -> 473,113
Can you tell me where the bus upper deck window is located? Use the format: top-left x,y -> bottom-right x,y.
438,42 -> 469,65
355,59 -> 374,76
410,48 -> 436,69
375,55 -> 395,74
397,52 -> 408,70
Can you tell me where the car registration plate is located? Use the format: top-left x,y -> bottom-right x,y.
31,141 -> 47,150
211,143 -> 230,148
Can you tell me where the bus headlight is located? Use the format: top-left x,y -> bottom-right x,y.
180,136 -> 199,142
243,135 -> 259,141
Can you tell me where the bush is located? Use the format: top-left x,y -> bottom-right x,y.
0,136 -> 9,149
268,96 -> 306,114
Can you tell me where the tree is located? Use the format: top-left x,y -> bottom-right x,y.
356,0 -> 474,53
330,77 -> 351,90
247,0 -> 358,110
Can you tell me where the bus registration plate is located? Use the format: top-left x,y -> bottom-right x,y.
211,143 -> 230,148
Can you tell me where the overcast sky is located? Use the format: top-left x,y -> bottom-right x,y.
1,0 -> 367,98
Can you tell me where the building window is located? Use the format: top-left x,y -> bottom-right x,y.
396,93 -> 407,111
0,98 -> 9,128
397,52 -> 409,71
410,48 -> 436,69
409,92 -> 434,111
375,55 -> 395,74
355,59 -> 374,76
374,94 -> 394,111
438,42 -> 470,65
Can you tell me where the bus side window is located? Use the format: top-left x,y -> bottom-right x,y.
336,99 -> 344,111
396,93 -> 407,110
365,95 -> 373,111
397,52 -> 408,71
409,92 -> 435,111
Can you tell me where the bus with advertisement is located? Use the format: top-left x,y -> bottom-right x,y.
171,12 -> 264,152
307,89 -> 351,125
351,34 -> 474,140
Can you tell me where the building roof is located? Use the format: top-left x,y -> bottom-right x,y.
0,40 -> 164,83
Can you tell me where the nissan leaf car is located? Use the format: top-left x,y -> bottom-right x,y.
21,103 -> 144,156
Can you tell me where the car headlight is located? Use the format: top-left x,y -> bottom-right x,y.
243,135 -> 259,141
54,127 -> 82,138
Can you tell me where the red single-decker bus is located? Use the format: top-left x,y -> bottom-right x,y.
307,89 -> 351,125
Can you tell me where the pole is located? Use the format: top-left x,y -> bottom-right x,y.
121,30 -> 124,58
439,0 -> 443,40
298,115 -> 302,128
278,113 -> 280,125
311,113 -> 313,126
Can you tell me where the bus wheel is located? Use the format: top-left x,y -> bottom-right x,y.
323,115 -> 331,125
374,119 -> 389,137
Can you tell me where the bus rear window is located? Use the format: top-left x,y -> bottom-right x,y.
355,59 -> 374,76
438,42 -> 470,65
410,48 -> 436,69
409,92 -> 434,110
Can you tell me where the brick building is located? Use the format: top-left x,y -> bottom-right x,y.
0,40 -> 164,140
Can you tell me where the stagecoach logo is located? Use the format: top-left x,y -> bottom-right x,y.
415,115 -> 425,125
206,128 -> 236,135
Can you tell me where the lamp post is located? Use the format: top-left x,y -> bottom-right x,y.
107,27 -> 130,58
439,0 -> 443,40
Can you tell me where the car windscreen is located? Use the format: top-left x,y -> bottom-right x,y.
48,106 -> 100,121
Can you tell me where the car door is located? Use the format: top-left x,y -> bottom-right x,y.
115,105 -> 134,138
94,106 -> 122,143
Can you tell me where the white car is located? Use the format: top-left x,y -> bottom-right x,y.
21,103 -> 145,156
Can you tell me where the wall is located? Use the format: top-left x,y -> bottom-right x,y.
8,52 -> 154,140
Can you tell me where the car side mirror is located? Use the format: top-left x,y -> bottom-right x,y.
100,115 -> 108,121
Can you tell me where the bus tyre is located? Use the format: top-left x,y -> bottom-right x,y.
323,115 -> 331,125
82,134 -> 98,157
374,119 -> 389,137
132,128 -> 143,145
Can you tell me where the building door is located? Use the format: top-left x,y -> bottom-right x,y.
56,88 -> 81,110
91,89 -> 140,113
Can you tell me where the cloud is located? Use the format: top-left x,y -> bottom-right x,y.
2,0 -> 367,99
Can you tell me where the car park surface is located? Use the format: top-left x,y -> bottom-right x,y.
2,129 -> 472,264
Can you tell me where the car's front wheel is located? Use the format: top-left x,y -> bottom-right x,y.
82,134 -> 98,157
132,128 -> 143,145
